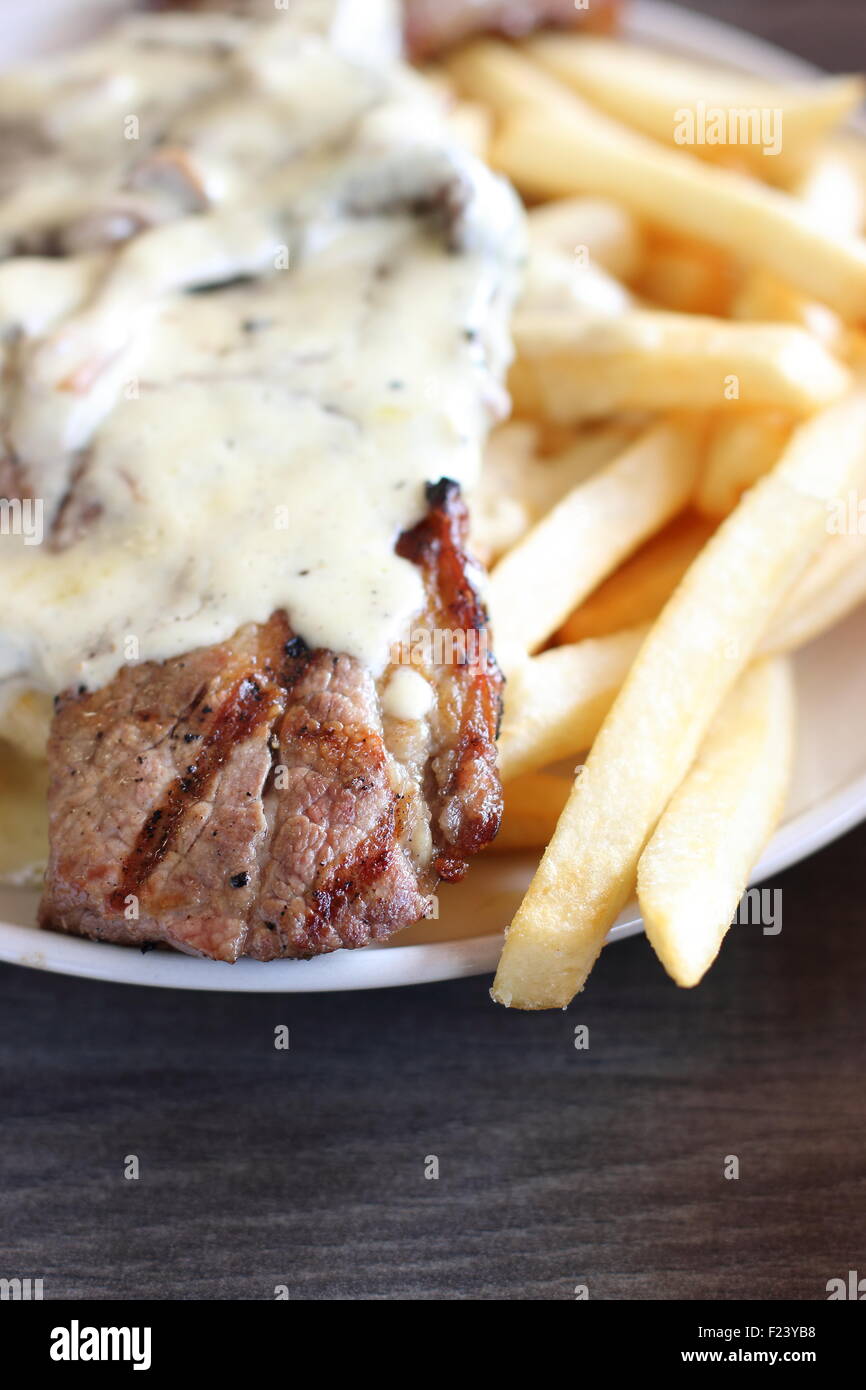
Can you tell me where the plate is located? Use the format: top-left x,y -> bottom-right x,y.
2,0 -> 865,990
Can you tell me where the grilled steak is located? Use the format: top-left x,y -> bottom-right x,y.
38,480 -> 503,960
403,0 -> 623,59
3,5 -> 522,953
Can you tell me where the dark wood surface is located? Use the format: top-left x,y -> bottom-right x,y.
2,1 -> 866,1302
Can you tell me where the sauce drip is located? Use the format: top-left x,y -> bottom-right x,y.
0,6 -> 522,718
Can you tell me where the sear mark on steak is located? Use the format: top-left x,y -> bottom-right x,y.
40,617 -> 292,961
38,480 -> 503,961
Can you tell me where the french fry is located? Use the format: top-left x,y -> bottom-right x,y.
497,535 -> 866,823
556,513 -> 715,644
502,524 -> 866,807
488,418 -> 702,670
793,142 -> 866,232
696,413 -> 793,519
527,196 -> 644,281
492,771 -> 574,853
501,529 -> 866,804
445,39 -> 576,119
472,419 -> 638,562
727,148 -> 865,354
470,420 -> 539,564
637,658 -> 795,987
527,35 -> 864,183
636,231 -> 737,317
696,138 -> 866,637
493,105 -> 866,319
763,397 -> 866,649
520,245 -> 631,317
510,309 -> 849,421
492,390 -> 866,1010
764,528 -> 866,653
446,42 -> 866,319
497,625 -> 647,783
730,274 -> 842,350
761,273 -> 850,333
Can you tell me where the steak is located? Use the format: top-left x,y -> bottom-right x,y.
403,0 -> 624,58
157,1 -> 623,60
38,479 -> 503,961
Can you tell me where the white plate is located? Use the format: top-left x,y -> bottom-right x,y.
2,0 -> 865,990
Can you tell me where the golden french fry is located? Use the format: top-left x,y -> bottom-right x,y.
493,104 -> 866,319
489,419 -> 702,670
445,39 -> 576,118
492,390 -> 866,1010
527,35 -> 864,183
793,142 -> 866,232
764,528 -> 866,653
764,402 -> 866,649
446,41 -> 866,319
520,245 -> 631,317
726,149 -> 864,354
501,528 -> 866,802
636,232 -> 737,317
526,196 -> 644,281
472,419 -> 638,562
498,625 -> 647,783
522,529 -> 866,770
696,413 -> 793,519
492,771 -> 574,853
556,513 -> 715,644
470,420 -> 539,564
730,274 -> 843,349
510,309 -> 849,421
637,658 -> 795,987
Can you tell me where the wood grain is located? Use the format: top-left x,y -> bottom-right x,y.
2,819 -> 865,1301
1,0 -> 865,1301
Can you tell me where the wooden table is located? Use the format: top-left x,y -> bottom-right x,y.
1,0 -> 865,1301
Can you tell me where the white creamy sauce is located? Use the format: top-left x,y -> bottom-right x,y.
382,665 -> 436,721
0,5 -> 523,713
